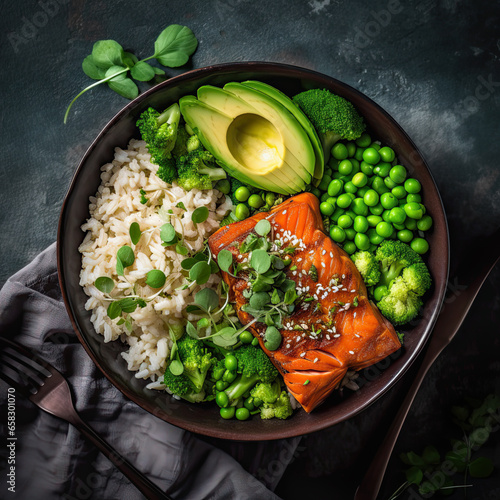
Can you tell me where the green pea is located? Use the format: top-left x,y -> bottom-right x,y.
332,143 -> 348,160
372,177 -> 389,195
264,326 -> 282,351
344,141 -> 356,157
236,407 -> 250,421
405,217 -> 417,230
344,181 -> 357,194
216,380 -> 228,391
234,186 -> 250,202
248,194 -> 264,209
417,215 -> 433,231
379,146 -> 395,162
367,215 -> 383,227
342,241 -> 357,254
382,210 -> 392,223
357,186 -> 369,198
369,142 -> 381,151
352,198 -> 369,216
376,221 -> 393,238
225,355 -> 238,371
220,406 -> 235,419
251,337 -> 259,346
239,331 -> 253,344
411,238 -> 429,254
354,233 -> 370,250
320,201 -> 335,216
354,147 -> 365,161
330,207 -> 344,223
216,391 -> 229,408
346,209 -> 357,220
320,192 -> 330,203
244,397 -> 255,411
350,158 -> 361,175
404,178 -> 421,194
393,222 -> 406,230
327,197 -> 337,207
374,285 -> 389,302
397,229 -> 413,243
338,160 -> 353,176
392,185 -> 407,199
328,179 -> 343,197
388,206 -> 406,224
356,133 -> 372,148
223,369 -> 237,383
311,188 -> 321,198
368,228 -> 384,245
318,174 -> 332,192
235,203 -> 250,220
377,162 -> 391,177
362,147 -> 381,165
384,177 -> 397,190
360,161 -> 374,176
212,365 -> 225,381
216,179 -> 231,194
330,225 -> 346,243
380,192 -> 398,210
406,193 -> 422,203
353,216 -> 369,233
345,227 -> 356,240
338,214 -> 353,228
389,165 -> 407,184
369,203 -> 384,216
352,172 -> 368,188
337,193 -> 352,209
363,189 -> 379,207
404,202 -> 424,219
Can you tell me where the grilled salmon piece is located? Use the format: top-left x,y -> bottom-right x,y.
208,192 -> 401,413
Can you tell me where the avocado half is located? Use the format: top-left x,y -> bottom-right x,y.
178,82 -> 317,195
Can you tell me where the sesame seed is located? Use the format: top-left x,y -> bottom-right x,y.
355,334 -> 360,338
351,289 -> 356,293
286,344 -> 290,348
353,312 -> 357,318
282,210 -> 287,215
342,274 -> 345,279
326,334 -> 330,340
292,271 -> 297,276
321,262 -> 326,268
314,358 -> 319,363
330,252 -> 333,258
332,326 -> 336,333
218,243 -> 224,248
300,352 -> 306,357
349,350 -> 354,355
297,257 -> 302,262
309,249 -> 314,254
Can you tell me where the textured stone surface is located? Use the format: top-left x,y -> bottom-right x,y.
1,0 -> 499,498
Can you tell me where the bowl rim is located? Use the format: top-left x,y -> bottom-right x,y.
57,61 -> 449,440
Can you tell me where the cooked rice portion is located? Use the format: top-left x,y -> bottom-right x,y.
79,139 -> 231,385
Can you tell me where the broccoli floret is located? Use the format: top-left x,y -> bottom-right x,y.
156,155 -> 177,184
176,335 -> 215,392
260,391 -> 294,420
163,366 -> 206,403
170,125 -> 191,157
373,240 -> 431,325
250,380 -> 281,404
137,103 -> 181,157
377,277 -> 423,326
293,89 -> 365,161
176,149 -> 227,191
223,344 -> 279,405
351,251 -> 381,286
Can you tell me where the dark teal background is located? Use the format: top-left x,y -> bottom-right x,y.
1,1 -> 499,499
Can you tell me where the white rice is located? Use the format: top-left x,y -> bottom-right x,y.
79,139 -> 232,387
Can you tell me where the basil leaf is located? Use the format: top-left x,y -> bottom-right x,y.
129,222 -> 141,245
192,206 -> 209,224
108,76 -> 139,100
254,219 -> 271,237
117,246 -> 135,268
122,51 -> 138,68
145,269 -> 166,289
107,301 -> 122,319
131,61 -> 156,81
194,288 -> 219,311
189,261 -> 211,285
95,276 -> 115,294
169,359 -> 184,375
153,25 -> 198,67
153,66 -> 166,75
217,249 -> 233,273
92,40 -> 125,68
82,55 -> 106,80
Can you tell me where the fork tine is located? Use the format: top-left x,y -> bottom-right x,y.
1,356 -> 41,394
3,346 -> 52,379
0,337 -> 56,375
0,367 -> 31,397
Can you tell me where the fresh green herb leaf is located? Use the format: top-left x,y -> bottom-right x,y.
197,318 -> 210,329
264,326 -> 281,351
284,289 -> 297,305
169,359 -> 184,375
189,261 -> 211,284
107,301 -> 122,319
82,55 -> 106,80
107,73 -> 139,99
160,223 -> 177,245
153,24 -> 198,67
118,297 -> 139,313
468,457 -> 494,478
116,258 -> 124,276
249,291 -> 271,310
129,222 -> 141,245
194,288 -> 219,311
95,276 -> 115,294
422,445 -> 440,465
139,189 -> 148,204
175,243 -> 189,256
255,219 -> 271,237
181,257 -> 197,270
116,245 -> 135,274
116,318 -> 125,325
130,61 -> 156,81
153,66 -> 166,76
309,264 -> 318,282
145,269 -> 166,288
124,318 -> 133,332
303,380 -> 310,385
217,249 -> 233,273
122,51 -> 138,68
176,201 -> 186,210
192,206 -> 209,224
91,39 -> 125,68
251,249 -> 271,274
186,321 -> 199,339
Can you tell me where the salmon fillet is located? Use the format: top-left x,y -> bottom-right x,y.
208,192 -> 401,413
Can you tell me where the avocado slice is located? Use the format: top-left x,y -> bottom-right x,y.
222,82 -> 316,182
241,80 -> 325,185
197,85 -> 310,190
179,96 -> 303,195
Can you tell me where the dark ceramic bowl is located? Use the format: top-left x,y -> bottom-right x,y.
58,62 -> 449,440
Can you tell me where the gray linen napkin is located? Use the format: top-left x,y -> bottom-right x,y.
0,243 -> 302,500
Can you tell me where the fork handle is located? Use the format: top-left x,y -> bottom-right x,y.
68,413 -> 173,500
354,228 -> 500,500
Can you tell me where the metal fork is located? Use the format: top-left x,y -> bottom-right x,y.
0,338 -> 172,500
